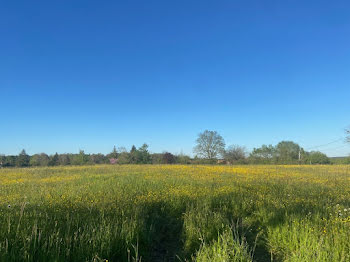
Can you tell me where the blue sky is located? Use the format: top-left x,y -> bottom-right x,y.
1,0 -> 350,157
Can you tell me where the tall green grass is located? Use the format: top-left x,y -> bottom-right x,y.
0,165 -> 349,261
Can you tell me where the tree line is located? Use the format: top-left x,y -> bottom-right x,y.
0,144 -> 191,168
193,130 -> 349,165
0,129 -> 349,168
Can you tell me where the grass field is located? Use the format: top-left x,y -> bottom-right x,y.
1,165 -> 350,262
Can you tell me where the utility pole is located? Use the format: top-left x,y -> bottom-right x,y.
298,148 -> 301,164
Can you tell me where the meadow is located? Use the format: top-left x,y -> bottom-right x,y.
0,165 -> 350,262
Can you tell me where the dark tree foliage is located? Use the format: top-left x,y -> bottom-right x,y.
130,145 -> 137,153
49,153 -> 60,166
16,150 -> 30,167
3,156 -> 17,167
0,155 -> 5,167
135,144 -> 151,164
162,152 -> 175,164
129,145 -> 137,164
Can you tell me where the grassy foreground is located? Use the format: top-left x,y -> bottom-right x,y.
1,165 -> 350,262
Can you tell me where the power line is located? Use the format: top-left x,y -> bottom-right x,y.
305,138 -> 345,151
319,144 -> 348,152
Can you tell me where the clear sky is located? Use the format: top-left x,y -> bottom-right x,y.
1,0 -> 350,157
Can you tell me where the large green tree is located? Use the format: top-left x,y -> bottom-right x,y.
249,144 -> 276,163
306,151 -> 330,164
72,150 -> 89,165
250,141 -> 305,164
136,144 -> 151,164
275,141 -> 303,163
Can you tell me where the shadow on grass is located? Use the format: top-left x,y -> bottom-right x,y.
139,202 -> 185,262
4,195 -> 317,262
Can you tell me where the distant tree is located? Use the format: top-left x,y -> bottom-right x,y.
130,145 -> 137,153
30,154 -> 40,166
151,153 -> 163,164
129,145 -> 137,164
89,154 -> 107,164
162,152 -> 175,164
118,147 -> 127,153
249,145 -> 276,163
117,152 -> 131,164
16,149 -> 30,167
30,153 -> 50,166
194,130 -> 225,159
72,150 -> 89,165
0,155 -> 5,168
4,156 -> 16,167
192,156 -> 217,165
344,157 -> 350,164
275,141 -> 302,163
58,154 -> 71,165
107,146 -> 118,159
224,145 -> 246,163
307,151 -> 331,164
49,153 -> 59,166
136,144 -> 151,164
175,153 -> 191,164
346,128 -> 350,143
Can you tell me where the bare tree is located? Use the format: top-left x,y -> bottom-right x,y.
224,145 -> 246,163
194,130 -> 225,159
347,128 -> 350,142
